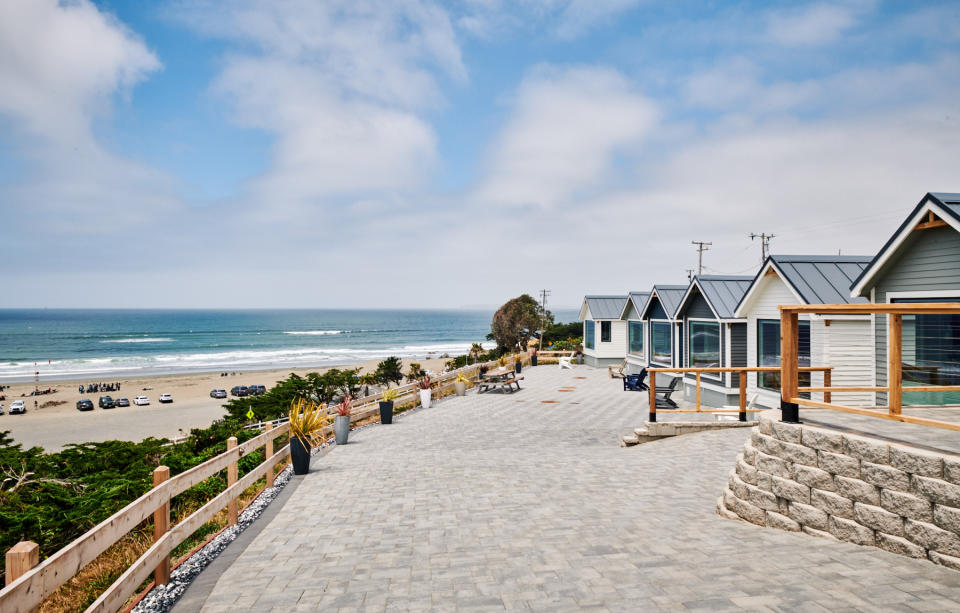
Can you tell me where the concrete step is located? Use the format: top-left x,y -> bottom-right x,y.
621,435 -> 639,447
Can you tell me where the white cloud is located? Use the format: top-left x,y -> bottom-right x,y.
475,65 -> 657,208
554,0 -> 643,39
765,1 -> 868,46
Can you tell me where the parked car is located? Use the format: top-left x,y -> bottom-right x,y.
0,404 -> 4,415
99,396 -> 115,409
159,393 -> 173,403
247,385 -> 267,396
9,400 -> 26,414
230,386 -> 249,397
76,399 -> 94,411
134,396 -> 150,406
115,397 -> 130,407
210,388 -> 227,399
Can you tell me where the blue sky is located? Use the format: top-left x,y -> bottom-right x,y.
1,0 -> 959,309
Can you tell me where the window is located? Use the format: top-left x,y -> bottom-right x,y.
895,298 -> 960,406
651,321 -> 672,364
628,321 -> 644,355
584,320 -> 595,349
758,319 -> 810,393
689,321 -> 720,368
600,321 -> 612,343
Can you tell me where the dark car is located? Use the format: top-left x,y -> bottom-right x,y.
210,388 -> 227,399
230,386 -> 249,397
247,385 -> 267,396
115,397 -> 130,407
76,399 -> 94,411
99,395 -> 115,409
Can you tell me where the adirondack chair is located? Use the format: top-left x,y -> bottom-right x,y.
623,369 -> 648,392
654,375 -> 681,409
608,360 -> 627,378
558,355 -> 573,369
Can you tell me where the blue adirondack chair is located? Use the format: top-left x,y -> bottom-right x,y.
623,369 -> 648,392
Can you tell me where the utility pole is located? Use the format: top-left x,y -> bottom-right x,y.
538,289 -> 550,349
691,241 -> 711,275
685,268 -> 695,282
750,232 -> 775,261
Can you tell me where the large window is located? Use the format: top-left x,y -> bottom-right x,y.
758,319 -> 810,392
651,321 -> 672,364
628,321 -> 644,355
600,321 -> 612,343
896,298 -> 960,405
584,320 -> 595,349
689,321 -> 720,368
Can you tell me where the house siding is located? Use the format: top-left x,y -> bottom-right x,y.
730,322 -> 747,387
871,225 -> 960,404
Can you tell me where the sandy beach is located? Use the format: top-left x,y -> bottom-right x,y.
0,357 -> 450,452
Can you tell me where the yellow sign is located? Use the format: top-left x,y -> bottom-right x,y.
246,409 -> 255,420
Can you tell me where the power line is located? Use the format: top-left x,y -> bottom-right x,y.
691,241 -> 711,275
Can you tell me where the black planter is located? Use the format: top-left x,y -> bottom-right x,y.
290,436 -> 311,475
379,400 -> 394,424
515,362 -> 522,374
531,355 -> 538,366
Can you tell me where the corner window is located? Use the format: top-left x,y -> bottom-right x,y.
600,321 -> 612,343
895,298 -> 960,406
584,320 -> 595,350
651,321 -> 672,364
758,319 -> 810,393
689,321 -> 720,368
628,321 -> 644,355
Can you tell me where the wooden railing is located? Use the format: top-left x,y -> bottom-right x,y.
779,303 -> 960,431
647,366 -> 833,423
0,424 -> 291,613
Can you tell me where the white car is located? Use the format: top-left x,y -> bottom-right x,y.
9,400 -> 26,414
158,394 -> 173,404
134,396 -> 150,406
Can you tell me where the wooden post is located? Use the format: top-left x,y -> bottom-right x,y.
648,373 -> 657,423
780,309 -> 800,422
823,369 -> 832,404
889,313 -> 903,416
152,466 -> 170,585
265,423 -> 275,489
5,541 -> 39,587
227,437 -> 238,526
739,370 -> 747,422
696,372 -> 701,412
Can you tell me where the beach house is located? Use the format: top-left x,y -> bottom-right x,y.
673,275 -> 754,407
734,255 -> 874,409
636,285 -> 688,375
619,291 -> 651,374
849,192 -> 960,406
578,295 -> 628,367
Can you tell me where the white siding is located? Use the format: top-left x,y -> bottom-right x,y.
744,273 -> 874,408
595,320 -> 627,359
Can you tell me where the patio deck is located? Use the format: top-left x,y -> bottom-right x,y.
177,365 -> 960,612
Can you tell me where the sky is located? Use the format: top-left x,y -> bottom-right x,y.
1,0 -> 959,310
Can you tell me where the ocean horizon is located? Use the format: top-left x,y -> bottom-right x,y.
0,308 -> 578,382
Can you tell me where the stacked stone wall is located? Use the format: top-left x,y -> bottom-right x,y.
718,410 -> 960,571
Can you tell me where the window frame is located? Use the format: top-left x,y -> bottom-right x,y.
687,318 -> 722,381
757,318 -> 810,394
628,320 -> 645,356
650,320 -> 672,366
600,320 -> 612,343
584,320 -> 595,350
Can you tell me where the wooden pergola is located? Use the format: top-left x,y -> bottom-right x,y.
779,303 -> 960,431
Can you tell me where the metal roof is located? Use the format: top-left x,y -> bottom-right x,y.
849,192 -> 960,296
582,295 -> 628,320
770,255 -> 872,305
648,285 -> 689,319
623,291 -> 651,319
693,276 -> 755,319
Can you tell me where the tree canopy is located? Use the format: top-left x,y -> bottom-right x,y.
490,294 -> 553,352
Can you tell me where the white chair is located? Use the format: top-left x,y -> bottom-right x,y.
558,356 -> 573,369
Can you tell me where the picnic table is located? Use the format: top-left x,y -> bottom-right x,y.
475,369 -> 523,394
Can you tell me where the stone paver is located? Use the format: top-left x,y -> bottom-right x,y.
193,366 -> 960,612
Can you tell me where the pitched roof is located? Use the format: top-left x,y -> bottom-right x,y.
621,291 -> 651,319
688,275 -> 755,319
639,284 -> 688,319
850,192 -> 960,297
581,295 -> 628,320
770,255 -> 872,305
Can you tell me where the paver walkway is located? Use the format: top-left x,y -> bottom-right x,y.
191,366 -> 960,612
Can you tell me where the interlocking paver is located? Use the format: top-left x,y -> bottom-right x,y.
190,366 -> 960,611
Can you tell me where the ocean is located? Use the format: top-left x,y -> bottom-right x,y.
0,309 -> 578,381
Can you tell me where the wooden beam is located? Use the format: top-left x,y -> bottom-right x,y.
739,371 -> 747,422
152,467 -> 170,587
915,219 -> 948,230
799,387 -> 887,393
696,372 -> 701,412
781,310 -> 799,404
780,303 -> 960,315
823,369 -> 831,403
648,374 -> 657,422
889,313 -> 903,416
647,366 -> 832,374
792,398 -> 960,432
5,542 -> 38,588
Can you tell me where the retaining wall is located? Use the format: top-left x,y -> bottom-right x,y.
718,410 -> 960,571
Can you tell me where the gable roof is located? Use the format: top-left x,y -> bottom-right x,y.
579,295 -> 628,320
734,254 -> 871,316
620,291 -> 651,320
639,284 -> 689,319
677,275 -> 754,320
850,192 -> 960,297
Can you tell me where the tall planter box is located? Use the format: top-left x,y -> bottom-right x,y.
334,415 -> 350,445
379,401 -> 394,424
290,437 -> 311,475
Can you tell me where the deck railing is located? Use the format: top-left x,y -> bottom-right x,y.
779,303 -> 960,431
647,366 -> 833,423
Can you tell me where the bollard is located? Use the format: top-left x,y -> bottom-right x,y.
153,466 -> 171,585
227,437 -> 238,526
738,371 -> 747,422
5,541 -> 39,587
